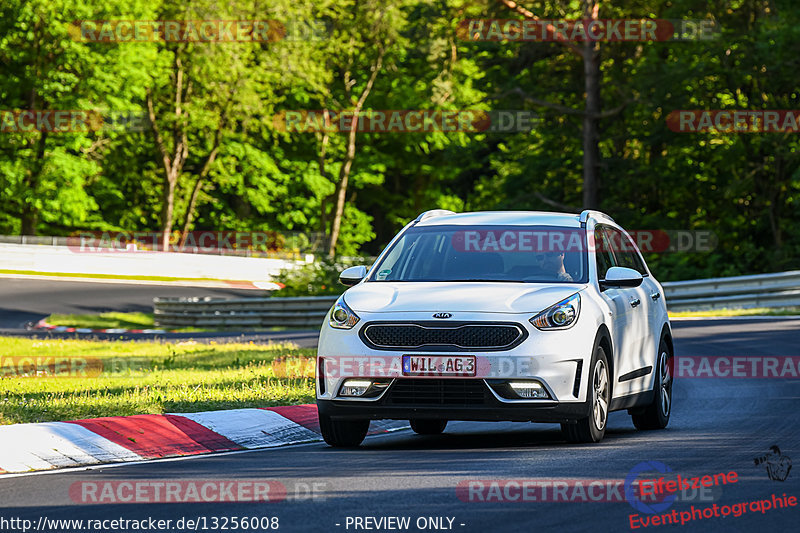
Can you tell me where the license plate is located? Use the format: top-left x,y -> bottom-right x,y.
402,355 -> 476,377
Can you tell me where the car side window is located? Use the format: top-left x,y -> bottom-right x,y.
605,227 -> 647,275
594,227 -> 615,279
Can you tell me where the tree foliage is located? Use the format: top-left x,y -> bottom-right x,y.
1,0 -> 798,280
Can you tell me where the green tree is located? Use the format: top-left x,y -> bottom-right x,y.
0,0 -> 155,234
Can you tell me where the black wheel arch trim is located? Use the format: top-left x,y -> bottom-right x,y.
660,323 -> 674,356
593,324 -> 614,395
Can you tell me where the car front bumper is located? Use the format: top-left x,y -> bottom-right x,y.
317,383 -> 591,423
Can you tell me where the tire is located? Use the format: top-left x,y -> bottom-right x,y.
561,344 -> 610,443
632,339 -> 673,430
319,414 -> 369,447
410,419 -> 447,435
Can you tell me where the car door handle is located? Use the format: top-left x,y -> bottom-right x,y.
629,298 -> 641,308
650,292 -> 661,301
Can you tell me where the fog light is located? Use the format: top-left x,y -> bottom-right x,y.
338,378 -> 393,398
340,379 -> 373,397
509,381 -> 549,399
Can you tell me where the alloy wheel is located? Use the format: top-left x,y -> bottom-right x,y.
593,359 -> 609,430
659,350 -> 672,417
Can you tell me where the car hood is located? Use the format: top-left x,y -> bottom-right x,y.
343,282 -> 584,315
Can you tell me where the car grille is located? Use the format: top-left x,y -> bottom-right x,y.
361,323 -> 524,351
384,378 -> 489,406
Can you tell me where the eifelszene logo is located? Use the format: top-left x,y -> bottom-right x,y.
754,446 -> 792,481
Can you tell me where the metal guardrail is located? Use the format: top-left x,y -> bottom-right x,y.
0,233 -> 326,259
662,270 -> 800,311
0,235 -> 68,246
153,271 -> 800,327
154,295 -> 338,328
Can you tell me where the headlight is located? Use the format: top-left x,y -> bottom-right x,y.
329,297 -> 360,329
530,293 -> 580,330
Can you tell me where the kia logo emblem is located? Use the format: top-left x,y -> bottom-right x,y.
432,312 -> 452,319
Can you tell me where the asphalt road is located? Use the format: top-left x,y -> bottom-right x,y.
0,278 -> 259,329
0,278 -> 328,347
1,318 -> 799,533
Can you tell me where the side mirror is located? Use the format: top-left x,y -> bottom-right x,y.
600,266 -> 643,290
339,265 -> 367,287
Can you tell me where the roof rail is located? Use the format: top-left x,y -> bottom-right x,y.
579,209 -> 615,224
414,209 -> 456,223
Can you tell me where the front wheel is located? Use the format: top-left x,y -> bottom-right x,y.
319,414 -> 369,447
410,419 -> 447,435
631,339 -> 673,430
562,345 -> 610,443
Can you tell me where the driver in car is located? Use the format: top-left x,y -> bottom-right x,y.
537,251 -> 573,282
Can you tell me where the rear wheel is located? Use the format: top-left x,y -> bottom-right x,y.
632,339 -> 673,430
562,345 -> 610,443
319,414 -> 369,447
410,419 -> 447,435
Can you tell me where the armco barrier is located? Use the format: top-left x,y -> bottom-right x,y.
152,271 -> 800,327
153,295 -> 338,328
662,270 -> 800,311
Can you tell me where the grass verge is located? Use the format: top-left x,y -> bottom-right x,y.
46,312 -> 157,330
43,312 -> 292,332
668,307 -> 800,318
0,337 -> 315,425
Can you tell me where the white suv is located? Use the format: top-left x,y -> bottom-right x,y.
316,210 -> 673,446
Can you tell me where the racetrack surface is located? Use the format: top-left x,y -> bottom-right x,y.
0,278 -> 260,329
0,278 -> 326,347
1,318 -> 798,532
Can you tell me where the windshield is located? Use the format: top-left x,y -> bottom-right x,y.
369,224 -> 588,283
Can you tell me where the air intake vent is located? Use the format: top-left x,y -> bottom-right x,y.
360,322 -> 526,351
385,379 -> 489,406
